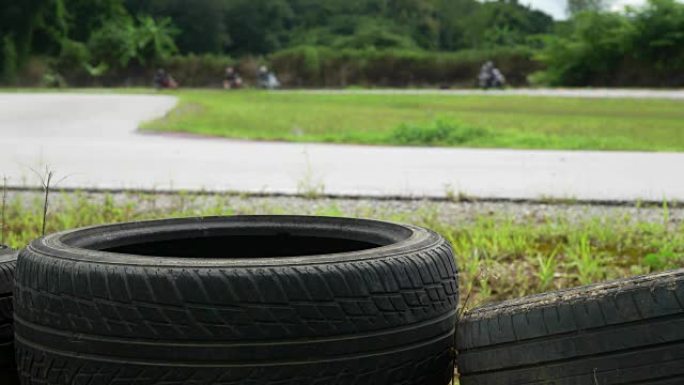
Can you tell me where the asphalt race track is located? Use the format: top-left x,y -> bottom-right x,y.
2,91 -> 683,202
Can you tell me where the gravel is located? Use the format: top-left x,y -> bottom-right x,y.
7,190 -> 684,226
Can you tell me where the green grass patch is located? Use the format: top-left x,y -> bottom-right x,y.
3,191 -> 683,309
143,90 -> 684,151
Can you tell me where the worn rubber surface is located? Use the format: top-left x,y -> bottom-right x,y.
457,268 -> 684,385
0,245 -> 17,373
15,216 -> 459,385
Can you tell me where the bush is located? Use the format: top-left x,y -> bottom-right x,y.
1,36 -> 18,82
88,17 -> 138,69
162,54 -> 235,87
532,12 -> 634,86
533,0 -> 684,87
388,119 -> 491,146
58,40 -> 90,69
57,53 -> 237,88
270,46 -> 537,88
45,45 -> 535,88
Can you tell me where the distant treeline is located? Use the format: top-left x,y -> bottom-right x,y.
1,0 -> 682,88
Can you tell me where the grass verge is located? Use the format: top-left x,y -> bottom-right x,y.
143,90 -> 684,151
3,191 -> 683,309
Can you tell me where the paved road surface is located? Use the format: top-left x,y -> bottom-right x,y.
1,92 -> 684,202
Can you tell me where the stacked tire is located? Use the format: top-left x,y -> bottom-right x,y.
13,216 -> 459,385
0,245 -> 18,384
8,214 -> 684,385
457,269 -> 684,385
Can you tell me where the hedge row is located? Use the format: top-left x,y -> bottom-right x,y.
270,46 -> 538,88
55,54 -> 238,88
13,47 -> 537,88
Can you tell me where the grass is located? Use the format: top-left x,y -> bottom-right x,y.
143,90 -> 684,151
3,191 -> 683,309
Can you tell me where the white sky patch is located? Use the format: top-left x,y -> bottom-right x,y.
519,0 -> 568,19
518,0 -> 680,19
609,0 -> 651,12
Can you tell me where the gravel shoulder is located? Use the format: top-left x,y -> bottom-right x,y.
9,190 -> 684,226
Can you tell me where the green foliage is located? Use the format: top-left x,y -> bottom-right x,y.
533,12 -> 633,86
160,54 -> 235,87
133,15 -> 178,64
57,39 -> 89,69
630,0 -> 684,69
0,0 -> 62,67
124,0 -> 229,54
567,0 -> 609,17
62,0 -> 128,42
536,250 -> 559,290
117,0 -> 555,55
2,0 -> 684,87
466,0 -> 554,48
389,119 -> 490,146
87,15 -> 177,69
41,69 -> 66,88
87,17 -> 138,68
1,36 -> 18,82
534,0 -> 684,87
644,246 -> 682,270
224,0 -> 295,55
331,19 -> 420,50
270,45 -> 536,87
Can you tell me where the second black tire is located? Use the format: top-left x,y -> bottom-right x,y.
0,245 -> 18,384
15,216 -> 459,385
457,268 -> 684,385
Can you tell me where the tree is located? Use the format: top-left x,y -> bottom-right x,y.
124,0 -> 229,54
135,16 -> 179,63
464,0 -> 554,48
331,18 -> 419,49
224,0 -> 294,55
534,8 -> 633,86
535,0 -> 684,86
435,0 -> 480,50
87,16 -> 138,68
567,0 -> 611,16
629,0 -> 684,68
381,0 -> 440,49
0,0 -> 64,65
0,0 -> 129,79
62,0 -> 128,42
88,15 -> 178,69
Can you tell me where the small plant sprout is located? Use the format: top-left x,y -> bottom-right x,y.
444,184 -> 456,202
296,150 -> 325,199
444,184 -> 472,202
536,246 -> 559,290
568,233 -> 603,285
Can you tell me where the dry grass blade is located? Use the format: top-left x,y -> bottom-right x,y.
30,166 -> 69,237
41,171 -> 54,236
1,176 -> 6,244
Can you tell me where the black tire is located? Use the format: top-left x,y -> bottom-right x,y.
15,216 -> 458,385
456,268 -> 684,385
0,245 -> 18,384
